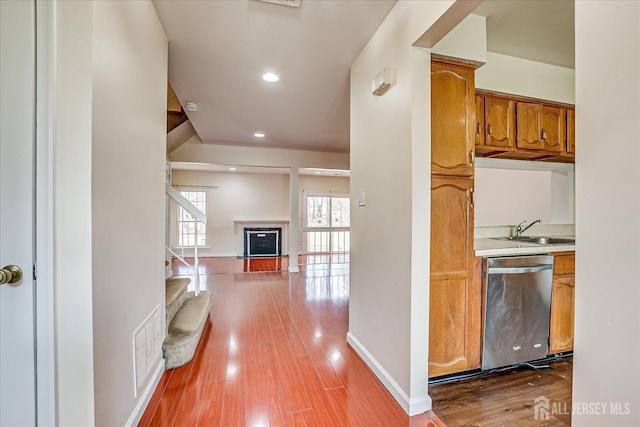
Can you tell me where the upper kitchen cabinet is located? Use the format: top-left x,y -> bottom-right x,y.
566,108 -> 575,155
474,91 -> 575,163
516,102 -> 565,153
476,93 -> 516,154
431,58 -> 476,177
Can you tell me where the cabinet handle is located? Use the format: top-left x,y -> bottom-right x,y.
542,128 -> 547,141
470,188 -> 475,208
477,122 -> 481,135
469,150 -> 474,167
487,124 -> 492,136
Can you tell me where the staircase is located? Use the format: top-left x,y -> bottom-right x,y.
163,276 -> 211,369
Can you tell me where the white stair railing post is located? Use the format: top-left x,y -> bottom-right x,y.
194,220 -> 200,296
165,183 -> 207,295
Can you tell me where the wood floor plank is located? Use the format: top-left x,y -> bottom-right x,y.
196,380 -> 225,427
148,363 -> 193,427
290,409 -> 318,426
429,358 -> 573,426
325,387 -> 367,427
244,363 -> 271,427
220,344 -> 245,426
140,257 -> 525,427
295,355 -> 344,426
270,327 -> 312,412
137,369 -> 174,427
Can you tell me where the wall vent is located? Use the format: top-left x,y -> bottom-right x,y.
259,0 -> 301,8
132,305 -> 162,397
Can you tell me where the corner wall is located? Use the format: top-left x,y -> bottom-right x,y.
573,2 -> 640,425
349,0 -> 455,414
169,171 -> 349,257
90,1 -> 167,425
53,1 -> 96,424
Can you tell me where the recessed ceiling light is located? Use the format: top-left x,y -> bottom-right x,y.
229,167 -> 236,171
254,132 -> 265,138
314,171 -> 321,175
262,72 -> 279,83
185,102 -> 198,112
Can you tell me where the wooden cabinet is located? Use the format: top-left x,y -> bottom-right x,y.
566,108 -> 575,154
516,102 -> 565,153
541,105 -> 566,153
429,176 -> 480,377
429,58 -> 480,378
475,95 -> 485,147
474,91 -> 574,162
516,102 -> 544,150
431,59 -> 475,177
484,95 -> 516,149
549,252 -> 575,354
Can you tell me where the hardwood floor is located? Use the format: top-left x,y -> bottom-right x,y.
429,358 -> 573,426
142,256 -> 440,426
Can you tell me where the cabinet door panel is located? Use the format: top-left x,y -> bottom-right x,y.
516,102 -> 544,150
475,95 -> 485,147
431,60 -> 475,176
566,108 -> 575,154
429,277 -> 469,377
550,277 -> 575,353
485,96 -> 516,148
429,176 -> 479,377
430,177 -> 472,273
541,106 -> 565,153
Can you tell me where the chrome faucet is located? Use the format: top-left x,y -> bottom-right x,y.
515,219 -> 541,238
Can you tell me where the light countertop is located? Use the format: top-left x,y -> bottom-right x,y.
475,237 -> 575,257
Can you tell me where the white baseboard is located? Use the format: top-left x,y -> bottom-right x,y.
125,358 -> 165,427
346,332 -> 432,416
288,266 -> 300,272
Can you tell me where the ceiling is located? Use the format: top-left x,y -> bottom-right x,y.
472,0 -> 575,69
153,0 -> 396,154
154,0 -> 574,156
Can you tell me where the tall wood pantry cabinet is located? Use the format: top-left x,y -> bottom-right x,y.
429,58 -> 481,378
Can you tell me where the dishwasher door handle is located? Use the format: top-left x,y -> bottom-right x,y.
488,264 -> 553,274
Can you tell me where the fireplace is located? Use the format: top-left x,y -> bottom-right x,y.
244,227 -> 282,257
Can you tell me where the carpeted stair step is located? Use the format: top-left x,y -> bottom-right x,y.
163,290 -> 211,369
165,277 -> 190,326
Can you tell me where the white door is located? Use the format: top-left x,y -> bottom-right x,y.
0,0 -> 37,425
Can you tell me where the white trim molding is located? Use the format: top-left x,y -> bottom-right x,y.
346,332 -> 432,416
125,358 -> 165,427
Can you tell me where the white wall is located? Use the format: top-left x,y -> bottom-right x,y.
171,170 -> 290,256
91,1 -> 167,425
53,1 -> 96,424
476,52 -> 575,104
350,0 -> 458,415
573,2 -> 640,425
170,171 -> 350,257
171,138 -> 350,170
431,12 -> 575,104
475,166 -> 573,226
432,13 -> 487,65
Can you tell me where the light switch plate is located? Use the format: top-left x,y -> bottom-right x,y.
358,190 -> 366,207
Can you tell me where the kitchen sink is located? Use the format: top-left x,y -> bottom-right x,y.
495,236 -> 575,245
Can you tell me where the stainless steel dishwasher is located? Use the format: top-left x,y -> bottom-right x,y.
482,255 -> 554,370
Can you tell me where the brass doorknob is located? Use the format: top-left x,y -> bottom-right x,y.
0,265 -> 23,285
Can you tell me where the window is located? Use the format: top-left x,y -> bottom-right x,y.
304,195 -> 350,253
177,191 -> 206,247
306,196 -> 350,228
